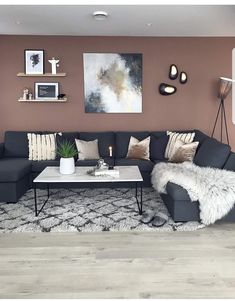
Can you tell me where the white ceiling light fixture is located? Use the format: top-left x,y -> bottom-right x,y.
93,11 -> 108,21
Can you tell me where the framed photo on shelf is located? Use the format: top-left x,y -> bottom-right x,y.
24,49 -> 44,74
35,82 -> 59,100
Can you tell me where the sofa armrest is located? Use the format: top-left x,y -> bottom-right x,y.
166,182 -> 190,201
0,143 -> 4,158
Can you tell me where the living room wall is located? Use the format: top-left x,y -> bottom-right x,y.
0,35 -> 235,150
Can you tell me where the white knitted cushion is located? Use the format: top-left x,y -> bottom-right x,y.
28,133 -> 56,161
165,131 -> 195,159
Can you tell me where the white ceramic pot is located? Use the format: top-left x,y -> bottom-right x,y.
60,157 -> 75,175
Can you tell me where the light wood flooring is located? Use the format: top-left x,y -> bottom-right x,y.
1,223 -> 235,298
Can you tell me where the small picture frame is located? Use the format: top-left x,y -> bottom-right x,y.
25,49 -> 44,74
35,82 -> 59,100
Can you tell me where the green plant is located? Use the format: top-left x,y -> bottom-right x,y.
57,140 -> 78,158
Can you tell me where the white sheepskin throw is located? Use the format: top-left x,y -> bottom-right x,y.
151,162 -> 235,225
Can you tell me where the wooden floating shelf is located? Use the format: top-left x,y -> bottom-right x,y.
18,98 -> 67,103
17,72 -> 66,77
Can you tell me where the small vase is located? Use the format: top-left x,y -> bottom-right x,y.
60,157 -> 75,175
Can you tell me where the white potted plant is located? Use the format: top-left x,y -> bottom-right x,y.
57,141 -> 78,175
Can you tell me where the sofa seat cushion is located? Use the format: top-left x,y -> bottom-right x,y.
31,160 -> 59,173
166,182 -> 191,201
0,158 -> 31,182
115,158 -> 154,172
76,158 -> 114,166
153,159 -> 167,164
194,137 -> 231,168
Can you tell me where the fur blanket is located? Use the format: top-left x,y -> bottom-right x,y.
151,162 -> 235,225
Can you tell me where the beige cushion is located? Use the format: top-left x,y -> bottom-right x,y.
126,136 -> 150,160
75,139 -> 100,160
169,140 -> 199,163
28,133 -> 56,161
165,131 -> 195,159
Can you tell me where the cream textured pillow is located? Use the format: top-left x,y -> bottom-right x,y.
169,140 -> 199,163
75,139 -> 100,160
165,131 -> 195,159
126,136 -> 150,160
28,133 -> 56,161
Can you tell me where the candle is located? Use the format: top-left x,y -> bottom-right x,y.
109,146 -> 113,157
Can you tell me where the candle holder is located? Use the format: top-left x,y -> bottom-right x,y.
108,146 -> 114,170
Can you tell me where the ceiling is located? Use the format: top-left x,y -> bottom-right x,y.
1,5 -> 235,36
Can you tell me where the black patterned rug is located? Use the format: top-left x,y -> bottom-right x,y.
0,188 -> 204,233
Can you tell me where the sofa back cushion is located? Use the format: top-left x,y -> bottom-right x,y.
194,137 -> 231,168
223,152 -> 235,171
150,134 -> 169,161
115,131 -> 150,158
4,131 -> 42,158
79,132 -> 114,158
193,129 -> 209,144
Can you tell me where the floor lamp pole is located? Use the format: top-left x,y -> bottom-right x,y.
211,97 -> 230,145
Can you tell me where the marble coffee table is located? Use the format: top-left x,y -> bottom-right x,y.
33,166 -> 143,217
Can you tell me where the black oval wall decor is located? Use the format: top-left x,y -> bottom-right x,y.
159,83 -> 177,95
169,64 -> 178,80
180,71 -> 187,84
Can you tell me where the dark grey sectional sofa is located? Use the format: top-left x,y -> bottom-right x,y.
0,129 -> 235,222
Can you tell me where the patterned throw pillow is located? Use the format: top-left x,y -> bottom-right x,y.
28,133 -> 57,161
126,136 -> 150,160
75,138 -> 100,160
169,140 -> 199,163
165,131 -> 195,159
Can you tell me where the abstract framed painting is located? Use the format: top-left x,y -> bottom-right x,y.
83,53 -> 142,113
24,49 -> 44,75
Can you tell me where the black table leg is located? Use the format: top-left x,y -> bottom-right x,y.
34,183 -> 50,217
135,182 -> 143,215
34,184 -> 38,217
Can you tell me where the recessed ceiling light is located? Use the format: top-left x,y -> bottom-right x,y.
15,20 -> 22,25
146,23 -> 152,27
93,11 -> 108,21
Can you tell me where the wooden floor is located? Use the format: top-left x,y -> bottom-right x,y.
1,223 -> 235,298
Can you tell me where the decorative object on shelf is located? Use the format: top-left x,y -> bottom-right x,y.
169,64 -> 178,80
24,49 -> 44,75
28,92 -> 33,100
35,82 -> 59,100
159,83 -> 177,95
48,57 -> 60,75
180,71 -> 187,84
211,77 -> 233,144
22,88 -> 29,100
83,53 -> 142,113
58,93 -> 66,100
57,140 -> 78,175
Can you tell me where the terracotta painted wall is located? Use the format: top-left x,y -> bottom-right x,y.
1,35 -> 235,150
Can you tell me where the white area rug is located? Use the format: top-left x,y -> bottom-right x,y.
0,188 -> 204,233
